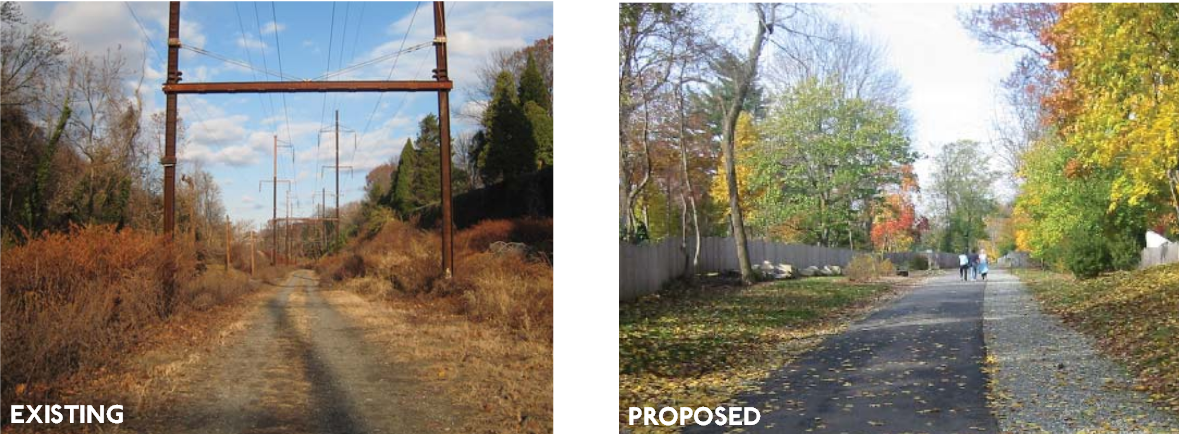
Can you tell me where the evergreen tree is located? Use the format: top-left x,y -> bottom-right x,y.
523,101 -> 553,168
412,114 -> 442,207
518,53 -> 551,113
389,138 -> 416,217
481,71 -> 533,182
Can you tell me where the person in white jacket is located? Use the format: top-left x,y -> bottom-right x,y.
958,252 -> 969,281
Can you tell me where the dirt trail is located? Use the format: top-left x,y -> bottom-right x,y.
132,270 -> 464,434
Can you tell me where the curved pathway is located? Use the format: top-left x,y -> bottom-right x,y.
689,271 -> 997,434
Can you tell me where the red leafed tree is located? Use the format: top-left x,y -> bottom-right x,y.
871,165 -> 919,252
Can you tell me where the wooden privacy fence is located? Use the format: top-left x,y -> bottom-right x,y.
1141,242 -> 1179,269
619,237 -> 959,301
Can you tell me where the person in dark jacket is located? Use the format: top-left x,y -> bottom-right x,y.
968,249 -> 980,281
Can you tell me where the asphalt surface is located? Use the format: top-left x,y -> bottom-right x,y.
688,272 -> 998,434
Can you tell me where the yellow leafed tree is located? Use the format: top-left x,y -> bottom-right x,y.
1047,3 -> 1179,221
710,113 -> 762,227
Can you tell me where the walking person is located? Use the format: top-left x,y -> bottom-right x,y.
968,249 -> 980,281
978,250 -> 990,280
958,252 -> 970,281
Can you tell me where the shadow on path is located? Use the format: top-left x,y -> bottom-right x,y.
688,273 -> 998,434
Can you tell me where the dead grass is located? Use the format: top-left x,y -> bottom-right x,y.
319,289 -> 553,433
318,218 -> 553,341
0,225 -> 271,425
315,217 -> 553,431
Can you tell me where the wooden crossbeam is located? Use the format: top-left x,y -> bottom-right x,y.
163,80 -> 452,94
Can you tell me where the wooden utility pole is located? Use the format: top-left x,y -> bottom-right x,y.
162,1 -> 455,276
226,216 -> 232,271
320,111 -> 352,242
285,189 -> 292,263
433,1 -> 454,278
335,110 -> 340,237
273,135 -> 279,264
162,2 -> 180,238
260,135 -> 292,265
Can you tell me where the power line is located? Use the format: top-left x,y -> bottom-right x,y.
312,42 -> 432,81
125,1 -> 229,173
330,2 -> 351,113
235,2 -> 274,125
317,2 -> 338,151
124,2 -> 163,62
350,1 -> 458,175
182,45 -> 303,81
270,1 -> 296,194
253,2 -> 278,124
357,2 -> 423,155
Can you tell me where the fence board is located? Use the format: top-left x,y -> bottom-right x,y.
620,237 -> 957,301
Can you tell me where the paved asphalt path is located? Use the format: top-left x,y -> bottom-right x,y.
688,272 -> 998,434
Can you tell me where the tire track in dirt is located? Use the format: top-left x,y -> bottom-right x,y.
132,270 -> 460,433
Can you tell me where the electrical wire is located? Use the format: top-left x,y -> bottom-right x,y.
357,2 -> 423,156
270,1 -> 296,197
235,3 -> 274,124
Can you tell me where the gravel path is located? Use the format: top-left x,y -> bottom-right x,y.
132,270 -> 463,433
688,272 -> 998,433
983,269 -> 1179,433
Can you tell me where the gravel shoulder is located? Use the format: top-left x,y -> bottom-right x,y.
983,268 -> 1179,433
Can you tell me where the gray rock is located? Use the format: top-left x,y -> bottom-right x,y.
755,261 -> 776,279
775,264 -> 795,279
830,265 -> 842,276
819,266 -> 834,276
799,266 -> 818,277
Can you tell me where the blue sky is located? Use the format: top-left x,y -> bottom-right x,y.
19,1 -> 553,228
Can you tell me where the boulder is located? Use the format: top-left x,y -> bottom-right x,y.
830,265 -> 842,276
799,266 -> 818,277
775,264 -> 795,279
755,261 -> 776,279
819,266 -> 834,276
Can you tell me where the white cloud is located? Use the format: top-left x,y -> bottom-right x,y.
180,142 -> 258,167
262,21 -> 286,35
237,35 -> 269,51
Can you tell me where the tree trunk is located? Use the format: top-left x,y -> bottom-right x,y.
1169,167 -> 1179,229
720,5 -> 773,285
677,77 -> 701,278
626,81 -> 655,238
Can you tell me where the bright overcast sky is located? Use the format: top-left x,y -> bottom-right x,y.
713,3 -> 1023,204
19,1 -> 553,228
834,3 -> 1021,204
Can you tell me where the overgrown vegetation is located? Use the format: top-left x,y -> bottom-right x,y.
318,218 -> 553,341
845,253 -> 897,282
619,277 -> 893,430
0,225 -> 267,419
1014,265 -> 1179,414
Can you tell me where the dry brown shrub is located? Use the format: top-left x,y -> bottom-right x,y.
1,225 -> 261,414
318,218 -> 553,340
846,253 -> 896,282
460,252 -> 554,340
457,218 -> 553,256
176,268 -> 259,312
